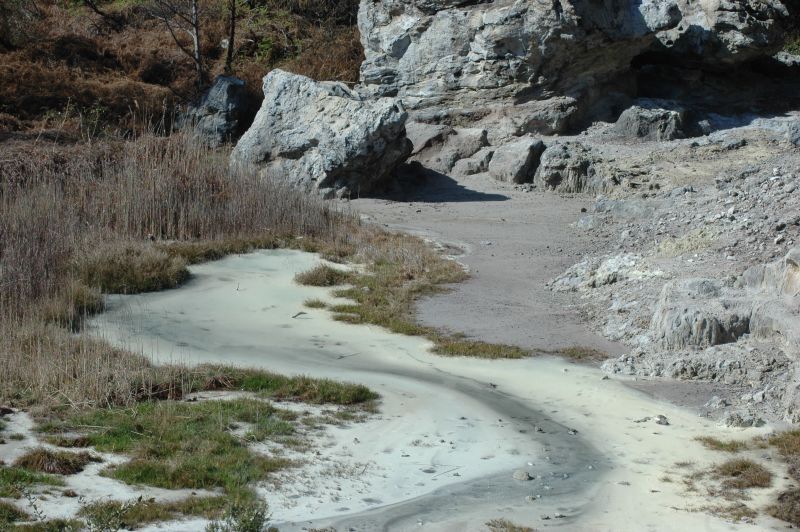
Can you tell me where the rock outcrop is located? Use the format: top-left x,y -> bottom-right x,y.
412,126 -> 489,173
488,137 -> 544,183
612,100 -> 686,141
183,75 -> 252,146
231,69 -> 412,197
533,142 -> 597,193
650,279 -> 751,350
358,0 -> 795,132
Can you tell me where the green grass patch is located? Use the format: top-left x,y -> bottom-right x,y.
714,458 -> 772,489
695,436 -> 748,453
548,346 -> 608,362
44,399 -> 295,493
0,465 -> 65,498
312,233 -> 530,359
75,241 -> 189,294
79,495 -> 230,529
11,519 -> 84,531
157,236 -> 285,265
0,501 -> 30,525
191,365 -> 378,405
295,264 -> 354,287
785,35 -> 800,55
206,498 -> 274,532
302,235 -> 531,360
14,448 -> 100,475
303,298 -> 328,309
486,518 -> 536,531
432,337 -> 528,359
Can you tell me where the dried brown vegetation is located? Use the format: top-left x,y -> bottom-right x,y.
0,132 -> 354,408
713,458 -> 772,489
0,0 -> 362,133
765,430 -> 800,525
14,448 -> 100,475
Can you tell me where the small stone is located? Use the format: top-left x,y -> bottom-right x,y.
654,415 -> 670,426
513,469 -> 532,481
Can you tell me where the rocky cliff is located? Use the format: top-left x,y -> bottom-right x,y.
358,0 -> 796,134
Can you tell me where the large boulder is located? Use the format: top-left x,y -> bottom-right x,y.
183,75 -> 252,147
533,142 -> 597,193
488,137 -> 545,184
613,100 -> 686,141
413,127 -> 488,173
231,70 -> 412,197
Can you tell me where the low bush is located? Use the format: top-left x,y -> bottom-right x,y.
714,458 -> 772,489
769,488 -> 800,526
295,264 -> 354,287
14,448 -> 100,475
75,241 -> 189,294
695,436 -> 748,453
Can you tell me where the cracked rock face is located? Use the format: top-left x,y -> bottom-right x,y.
358,0 -> 793,126
231,69 -> 412,197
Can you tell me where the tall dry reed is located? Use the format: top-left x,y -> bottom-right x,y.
0,133 -> 356,408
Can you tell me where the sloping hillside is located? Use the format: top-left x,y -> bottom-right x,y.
0,0 -> 362,135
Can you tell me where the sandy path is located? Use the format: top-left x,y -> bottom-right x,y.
348,171 -> 624,354
89,250 -> 785,531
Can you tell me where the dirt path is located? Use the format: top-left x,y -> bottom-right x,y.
349,171 -> 625,355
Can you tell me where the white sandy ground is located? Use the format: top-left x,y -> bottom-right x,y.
1,249 -> 791,530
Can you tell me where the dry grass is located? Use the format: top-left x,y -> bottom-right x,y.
704,502 -> 758,523
295,264 -> 354,287
768,430 -> 800,459
303,298 -> 327,309
714,458 -> 772,489
75,241 -> 189,294
656,228 -> 715,258
0,0 -> 362,132
13,448 -> 100,475
301,230 -> 529,359
0,132 -> 354,409
486,518 -> 537,532
79,496 -> 230,528
769,488 -> 800,525
695,436 -> 748,453
279,25 -> 363,83
548,346 -> 608,362
0,501 -> 29,526
764,430 -> 800,525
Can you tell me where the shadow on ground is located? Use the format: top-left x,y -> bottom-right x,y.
366,163 -> 510,203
